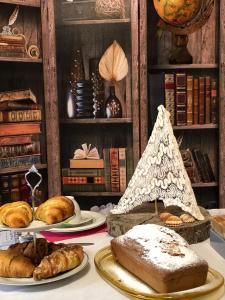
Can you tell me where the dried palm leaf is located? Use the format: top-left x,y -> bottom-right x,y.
99,40 -> 128,82
8,5 -> 19,26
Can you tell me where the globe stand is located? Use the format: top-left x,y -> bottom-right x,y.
169,34 -> 193,64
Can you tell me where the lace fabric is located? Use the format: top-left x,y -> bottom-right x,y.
111,105 -> 204,221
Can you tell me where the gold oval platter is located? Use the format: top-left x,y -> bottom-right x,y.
94,246 -> 225,300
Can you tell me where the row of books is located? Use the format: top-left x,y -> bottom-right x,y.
62,147 -> 133,193
164,73 -> 217,126
181,148 -> 215,184
0,173 -> 44,205
0,89 -> 42,169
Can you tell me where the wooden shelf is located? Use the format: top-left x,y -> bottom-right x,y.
0,163 -> 47,175
173,124 -> 218,130
0,56 -> 42,63
0,0 -> 40,7
63,192 -> 123,197
61,18 -> 130,26
149,64 -> 218,70
60,118 -> 132,124
192,182 -> 218,188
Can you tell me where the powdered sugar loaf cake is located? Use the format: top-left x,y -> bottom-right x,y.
111,224 -> 208,293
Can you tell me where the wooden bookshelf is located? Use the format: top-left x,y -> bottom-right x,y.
66,192 -> 123,197
192,182 -> 218,188
62,18 -> 130,26
173,124 -> 219,130
60,118 -> 132,124
0,0 -> 40,7
149,64 -> 218,70
0,164 -> 47,175
0,57 -> 42,63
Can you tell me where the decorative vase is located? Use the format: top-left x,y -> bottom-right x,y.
95,0 -> 125,19
105,86 -> 122,118
69,49 -> 85,95
66,88 -> 75,118
90,58 -> 105,118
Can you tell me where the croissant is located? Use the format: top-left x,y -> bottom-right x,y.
9,238 -> 49,266
33,245 -> 84,280
0,201 -> 32,228
0,249 -> 35,278
35,196 -> 74,225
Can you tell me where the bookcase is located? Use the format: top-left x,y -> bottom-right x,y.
0,0 -> 60,203
52,0 -> 146,208
141,0 -> 225,208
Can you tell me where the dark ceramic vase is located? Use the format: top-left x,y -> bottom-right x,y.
105,86 -> 122,118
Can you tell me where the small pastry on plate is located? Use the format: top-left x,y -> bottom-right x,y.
180,213 -> 195,223
35,196 -> 75,225
165,215 -> 183,227
0,201 -> 32,228
159,212 -> 172,222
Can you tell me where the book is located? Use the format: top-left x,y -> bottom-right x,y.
0,110 -> 42,122
62,176 -> 105,184
19,174 -> 30,202
0,135 -> 33,146
0,141 -> 40,158
181,149 -> 201,183
0,89 -> 36,103
192,149 -> 210,183
110,148 -> 120,192
203,153 -> 215,182
0,175 -> 10,203
0,154 -> 41,169
193,77 -> 199,124
63,184 -> 105,193
205,76 -> 211,124
187,75 -> 193,125
0,123 -> 41,136
175,73 -> 187,126
126,147 -> 134,185
103,148 -> 111,192
119,148 -> 127,192
62,168 -> 104,177
0,102 -> 41,111
164,73 -> 175,125
198,77 -> 205,124
69,159 -> 104,169
211,78 -> 218,124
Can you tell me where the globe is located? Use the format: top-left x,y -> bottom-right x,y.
153,0 -> 203,27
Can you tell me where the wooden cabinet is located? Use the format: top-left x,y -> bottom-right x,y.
0,0 -> 59,201
141,0 -> 225,208
51,0 -> 147,208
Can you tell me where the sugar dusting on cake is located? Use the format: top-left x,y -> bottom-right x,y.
117,224 -> 205,271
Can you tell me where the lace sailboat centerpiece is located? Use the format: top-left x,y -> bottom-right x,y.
111,105 -> 204,221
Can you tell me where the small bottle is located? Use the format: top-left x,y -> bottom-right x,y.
105,86 -> 122,118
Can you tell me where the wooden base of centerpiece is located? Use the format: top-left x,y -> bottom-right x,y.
107,202 -> 210,244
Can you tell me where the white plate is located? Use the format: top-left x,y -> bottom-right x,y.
0,252 -> 89,286
0,215 -> 75,233
50,211 -> 106,233
57,211 -> 94,228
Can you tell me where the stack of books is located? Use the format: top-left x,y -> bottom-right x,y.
0,89 -> 42,169
0,34 -> 25,57
62,147 -> 133,193
164,73 -> 218,126
181,148 -> 215,184
62,158 -> 105,192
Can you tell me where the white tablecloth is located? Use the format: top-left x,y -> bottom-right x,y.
1,232 -> 225,300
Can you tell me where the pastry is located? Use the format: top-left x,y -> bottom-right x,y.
180,213 -> 195,223
0,249 -> 34,278
165,215 -> 183,227
111,224 -> 208,293
35,196 -> 74,225
33,244 -> 84,280
159,212 -> 172,222
0,201 -> 32,228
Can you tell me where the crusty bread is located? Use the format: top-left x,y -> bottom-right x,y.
111,224 -> 208,293
35,196 -> 74,224
0,201 -> 32,228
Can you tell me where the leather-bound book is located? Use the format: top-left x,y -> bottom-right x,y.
193,77 -> 199,124
164,73 -> 175,125
119,148 -> 127,192
199,77 -> 205,124
187,75 -> 193,125
203,153 -> 215,182
110,148 -> 120,192
0,175 -> 10,203
192,149 -> 210,183
211,78 -> 218,124
181,149 -> 201,183
175,73 -> 187,126
205,76 -> 211,124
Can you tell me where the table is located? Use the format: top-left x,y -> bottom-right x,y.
1,232 -> 225,300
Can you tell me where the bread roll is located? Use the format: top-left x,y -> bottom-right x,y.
33,245 -> 84,280
0,201 -> 32,228
35,196 -> 74,225
111,224 -> 208,293
0,250 -> 34,278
